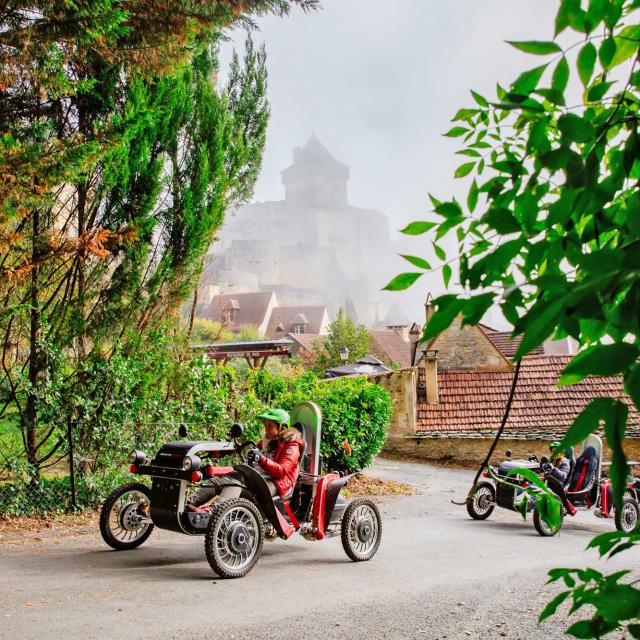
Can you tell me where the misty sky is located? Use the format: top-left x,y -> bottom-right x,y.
220,0 -> 559,326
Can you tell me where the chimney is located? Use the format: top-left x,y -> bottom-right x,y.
424,292 -> 434,326
421,348 -> 439,404
387,324 -> 409,342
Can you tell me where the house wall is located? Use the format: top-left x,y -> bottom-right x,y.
366,368 -> 417,439
424,316 -> 510,371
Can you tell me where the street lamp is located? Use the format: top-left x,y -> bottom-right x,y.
339,346 -> 349,363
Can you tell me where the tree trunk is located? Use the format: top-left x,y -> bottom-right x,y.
25,209 -> 41,483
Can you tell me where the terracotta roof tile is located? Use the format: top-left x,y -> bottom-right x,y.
369,330 -> 413,368
287,333 -> 324,353
201,291 -> 274,331
416,355 -> 640,434
481,328 -> 545,358
265,306 -> 327,337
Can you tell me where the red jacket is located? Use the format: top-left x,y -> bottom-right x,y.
257,429 -> 304,498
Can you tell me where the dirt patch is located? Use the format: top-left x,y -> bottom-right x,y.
0,510 -> 99,546
344,474 -> 417,498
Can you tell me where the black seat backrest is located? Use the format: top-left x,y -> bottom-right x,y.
292,422 -> 308,470
567,445 -> 598,493
564,447 -> 576,489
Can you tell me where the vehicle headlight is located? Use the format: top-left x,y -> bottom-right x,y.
183,455 -> 201,471
129,450 -> 147,465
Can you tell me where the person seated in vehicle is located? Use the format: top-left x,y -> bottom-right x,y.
540,442 -> 571,485
187,408 -> 303,512
540,442 -> 577,515
246,408 -> 304,500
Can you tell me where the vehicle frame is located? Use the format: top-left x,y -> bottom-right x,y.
99,402 -> 382,577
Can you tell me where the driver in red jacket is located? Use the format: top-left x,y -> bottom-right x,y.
247,408 -> 304,499
187,408 -> 302,512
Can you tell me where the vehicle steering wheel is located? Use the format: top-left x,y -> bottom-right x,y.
238,440 -> 257,463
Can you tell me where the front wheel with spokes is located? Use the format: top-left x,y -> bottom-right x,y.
615,497 -> 640,533
205,498 -> 264,578
341,498 -> 382,562
99,483 -> 154,550
467,482 -> 496,520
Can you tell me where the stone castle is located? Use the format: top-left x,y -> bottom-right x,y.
199,135 -> 401,325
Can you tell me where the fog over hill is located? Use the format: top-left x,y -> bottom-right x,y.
211,0 -> 556,326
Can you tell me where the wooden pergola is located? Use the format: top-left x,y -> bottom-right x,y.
191,338 -> 294,369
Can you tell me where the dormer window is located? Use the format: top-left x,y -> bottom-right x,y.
293,324 -> 304,335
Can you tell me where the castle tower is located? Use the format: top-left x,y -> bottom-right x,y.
280,134 -> 350,208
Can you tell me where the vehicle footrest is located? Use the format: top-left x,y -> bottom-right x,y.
185,511 -> 211,529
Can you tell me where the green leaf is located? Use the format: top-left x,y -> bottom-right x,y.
552,56 -> 570,94
512,64 -> 549,94
400,254 -> 432,270
507,40 -> 562,55
432,241 -> 446,261
422,296 -> 464,341
443,264 -> 452,287
604,400 -> 629,514
470,89 -> 489,107
483,207 -> 521,234
566,620 -> 599,639
444,126 -> 469,138
382,272 -> 423,291
611,25 -> 640,68
577,42 -> 597,87
399,221 -> 437,235
587,81 -> 614,102
553,398 -> 614,453
599,37 -> 616,69
539,591 -> 570,623
558,113 -> 596,143
559,343 -> 640,386
454,162 -> 476,178
467,179 -> 479,213
435,201 -> 463,218
514,299 -> 565,359
623,363 -> 640,411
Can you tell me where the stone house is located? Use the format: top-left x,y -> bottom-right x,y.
380,297 -> 640,463
199,290 -> 329,341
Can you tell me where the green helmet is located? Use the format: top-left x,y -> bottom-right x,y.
257,408 -> 290,427
549,441 -> 561,452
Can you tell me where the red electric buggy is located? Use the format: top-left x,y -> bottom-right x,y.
99,402 -> 382,577
467,435 -> 640,536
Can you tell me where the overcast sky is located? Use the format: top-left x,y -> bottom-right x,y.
220,0 -> 559,325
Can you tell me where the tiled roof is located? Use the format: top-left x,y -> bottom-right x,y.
417,355 -> 640,434
482,328 -> 544,358
288,333 -> 325,353
265,306 -> 327,337
201,291 -> 274,331
369,330 -> 413,368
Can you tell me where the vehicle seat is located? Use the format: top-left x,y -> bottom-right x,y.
567,445 -> 598,498
292,422 -> 309,472
564,447 -> 576,489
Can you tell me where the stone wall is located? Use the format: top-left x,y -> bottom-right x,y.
383,433 -> 640,466
422,316 -> 510,371
366,368 -> 417,441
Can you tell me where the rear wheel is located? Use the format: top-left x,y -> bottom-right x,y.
533,505 -> 562,537
341,498 -> 382,561
205,498 -> 263,578
99,483 -> 154,550
615,497 -> 640,533
467,482 -> 496,520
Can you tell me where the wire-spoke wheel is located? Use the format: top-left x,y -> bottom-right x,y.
533,505 -> 562,537
615,497 -> 640,533
100,483 -> 154,550
205,498 -> 264,578
341,498 -> 382,562
467,482 -> 496,520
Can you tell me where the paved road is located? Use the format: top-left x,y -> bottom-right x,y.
1,460 -> 638,640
